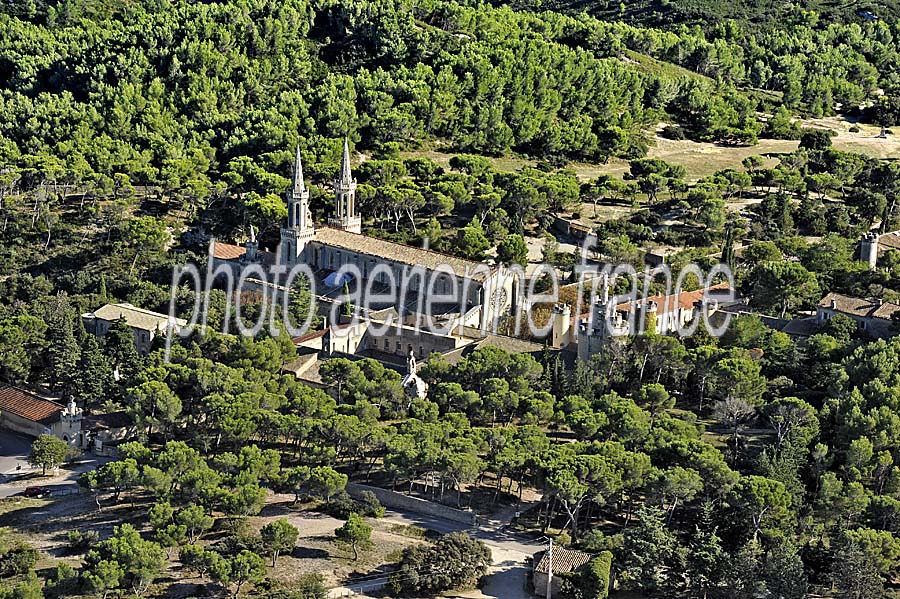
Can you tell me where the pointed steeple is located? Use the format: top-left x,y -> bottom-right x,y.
330,138 -> 361,234
281,143 -> 315,266
292,145 -> 305,193
339,138 -> 353,184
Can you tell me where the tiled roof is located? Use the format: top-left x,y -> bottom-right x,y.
86,303 -> 187,332
878,231 -> 900,252
573,283 -> 732,325
313,227 -> 492,281
292,329 -> 328,345
213,242 -> 247,260
0,386 -> 63,425
615,282 -> 732,314
534,547 -> 592,574
472,334 -> 544,355
818,292 -> 900,320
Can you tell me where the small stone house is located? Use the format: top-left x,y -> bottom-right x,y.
82,303 -> 188,355
81,411 -> 135,455
533,547 -> 592,597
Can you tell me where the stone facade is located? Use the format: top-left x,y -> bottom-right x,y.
0,386 -> 82,445
816,292 -> 900,338
82,303 -> 187,355
274,142 -> 516,330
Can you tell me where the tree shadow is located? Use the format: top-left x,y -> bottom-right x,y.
290,545 -> 330,560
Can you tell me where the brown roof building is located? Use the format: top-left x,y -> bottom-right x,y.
82,303 -> 188,355
816,292 -> 900,338
0,386 -> 63,425
0,385 -> 82,445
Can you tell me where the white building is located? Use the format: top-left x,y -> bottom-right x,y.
549,276 -> 732,360
858,230 -> 900,270
216,141 -> 518,331
82,303 -> 188,354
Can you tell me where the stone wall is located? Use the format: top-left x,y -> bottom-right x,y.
346,483 -> 476,525
0,412 -> 50,438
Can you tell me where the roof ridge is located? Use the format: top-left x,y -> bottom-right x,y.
0,384 -> 61,405
318,226 -> 492,270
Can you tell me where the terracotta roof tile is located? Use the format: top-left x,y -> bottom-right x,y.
0,386 -> 63,425
292,329 -> 328,345
615,282 -> 732,313
818,292 -> 900,320
213,242 -> 247,260
314,227 -> 493,281
572,283 -> 733,325
534,547 -> 592,574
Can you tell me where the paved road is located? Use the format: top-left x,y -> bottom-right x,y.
328,502 -> 543,598
0,430 -> 32,476
0,430 -> 112,498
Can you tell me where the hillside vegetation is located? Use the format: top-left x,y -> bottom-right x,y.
502,0 -> 900,27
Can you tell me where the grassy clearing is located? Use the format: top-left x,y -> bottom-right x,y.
622,49 -> 712,83
388,523 -> 428,539
403,117 -> 900,189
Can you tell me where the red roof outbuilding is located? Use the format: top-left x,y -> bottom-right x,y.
0,386 -> 64,425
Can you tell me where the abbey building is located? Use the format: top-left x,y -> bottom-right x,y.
216,141 -> 517,331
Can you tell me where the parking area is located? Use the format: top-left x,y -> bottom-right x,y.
0,430 -> 114,498
0,429 -> 33,476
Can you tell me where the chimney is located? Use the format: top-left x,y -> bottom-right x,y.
830,299 -> 837,309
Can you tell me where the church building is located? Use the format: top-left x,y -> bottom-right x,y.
219,141 -> 517,331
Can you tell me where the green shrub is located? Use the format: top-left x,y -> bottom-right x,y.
357,491 -> 386,518
0,543 -> 39,577
67,529 -> 100,553
661,124 -> 686,140
322,491 -> 357,519
581,552 -> 613,599
323,491 -> 384,519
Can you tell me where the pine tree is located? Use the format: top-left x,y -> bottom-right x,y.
104,318 -> 142,384
619,506 -> 685,593
721,220 -> 736,269
686,501 -> 726,599
73,335 -> 114,413
540,344 -> 553,390
570,359 -> 594,401
46,293 -> 81,393
342,281 -> 353,317
551,355 -> 567,399
831,539 -> 883,599
764,536 -> 807,599
724,539 -> 767,599
98,275 -> 108,302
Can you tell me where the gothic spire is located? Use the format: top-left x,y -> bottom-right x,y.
339,137 -> 353,184
292,145 -> 305,193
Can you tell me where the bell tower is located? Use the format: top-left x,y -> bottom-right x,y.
328,138 -> 362,234
280,146 -> 315,264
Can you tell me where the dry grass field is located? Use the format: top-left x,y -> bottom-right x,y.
402,116 -> 900,185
